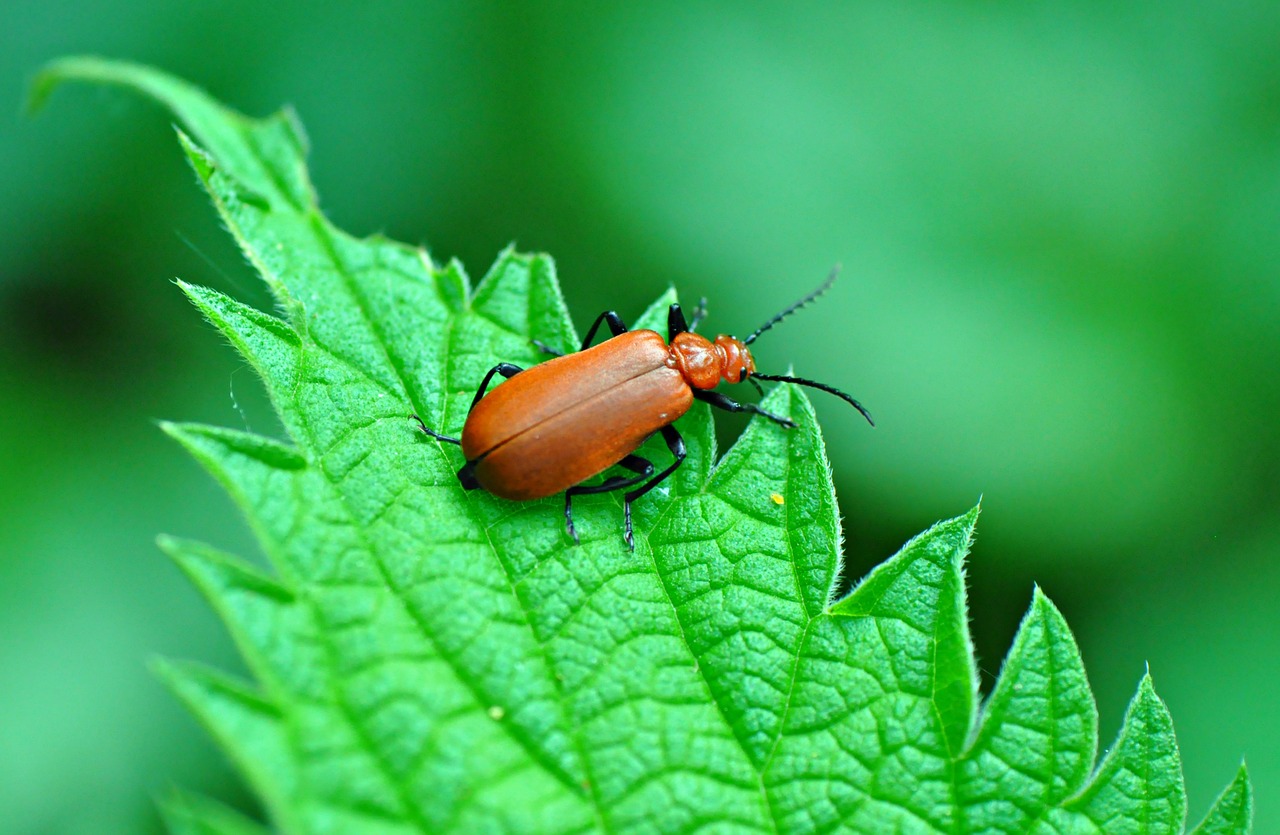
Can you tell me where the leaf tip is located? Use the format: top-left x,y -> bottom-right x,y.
280,104 -> 310,156
1190,760 -> 1254,834
932,503 -> 982,561
157,419 -> 190,444
173,278 -> 212,308
155,533 -> 206,577
1027,582 -> 1049,614
1136,666 -> 1160,702
1119,668 -> 1177,747
25,67 -> 59,116
25,55 -> 96,115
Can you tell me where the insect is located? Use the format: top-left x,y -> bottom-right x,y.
413,268 -> 873,549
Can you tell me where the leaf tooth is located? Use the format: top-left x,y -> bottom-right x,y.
469,250 -> 576,354
157,536 -> 329,707
161,422 -> 306,471
153,659 -> 297,832
526,254 -> 578,355
175,280 -> 301,397
706,381 -> 837,616
434,258 -> 470,313
158,534 -> 294,602
831,504 -> 978,621
157,788 -> 271,835
159,421 -> 321,586
470,247 -> 535,332
1064,672 -> 1187,832
715,385 -> 832,521
175,128 -> 217,185
830,506 -> 979,758
1190,762 -> 1252,835
959,587 -> 1099,830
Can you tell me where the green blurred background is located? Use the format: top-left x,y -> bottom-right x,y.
3,2 -> 1277,832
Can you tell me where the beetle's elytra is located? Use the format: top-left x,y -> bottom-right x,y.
413,268 -> 872,549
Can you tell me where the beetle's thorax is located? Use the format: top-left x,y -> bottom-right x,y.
668,332 -> 756,389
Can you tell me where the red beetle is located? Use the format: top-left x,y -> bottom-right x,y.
415,269 -> 872,548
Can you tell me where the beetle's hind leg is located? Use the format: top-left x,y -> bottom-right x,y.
413,358 -> 525,440
563,454 -> 655,545
622,425 -> 687,551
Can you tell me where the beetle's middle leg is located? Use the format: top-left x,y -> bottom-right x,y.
563,454 -> 655,545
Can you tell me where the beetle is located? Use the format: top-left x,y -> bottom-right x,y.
413,268 -> 873,549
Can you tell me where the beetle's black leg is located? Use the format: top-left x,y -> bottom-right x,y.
622,425 -> 687,550
693,389 -> 797,428
531,338 -> 565,357
410,414 -> 462,444
667,303 -> 690,340
469,363 -> 524,412
563,454 -> 655,544
688,297 -> 709,333
580,311 -> 629,351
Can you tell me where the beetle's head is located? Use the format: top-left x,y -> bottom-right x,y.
714,335 -> 755,384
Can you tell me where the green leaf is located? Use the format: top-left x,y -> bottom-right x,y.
35,56 -> 1252,835
958,588 -> 1098,830
1192,765 -> 1253,835
159,790 -> 272,835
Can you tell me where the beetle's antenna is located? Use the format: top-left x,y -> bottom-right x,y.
743,265 -> 840,345
689,297 -> 709,333
750,372 -> 874,426
747,376 -> 765,398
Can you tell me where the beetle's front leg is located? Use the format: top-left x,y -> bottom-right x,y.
693,389 -> 797,428
667,298 -> 709,340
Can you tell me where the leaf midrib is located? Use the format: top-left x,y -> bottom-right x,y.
438,295 -> 611,834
